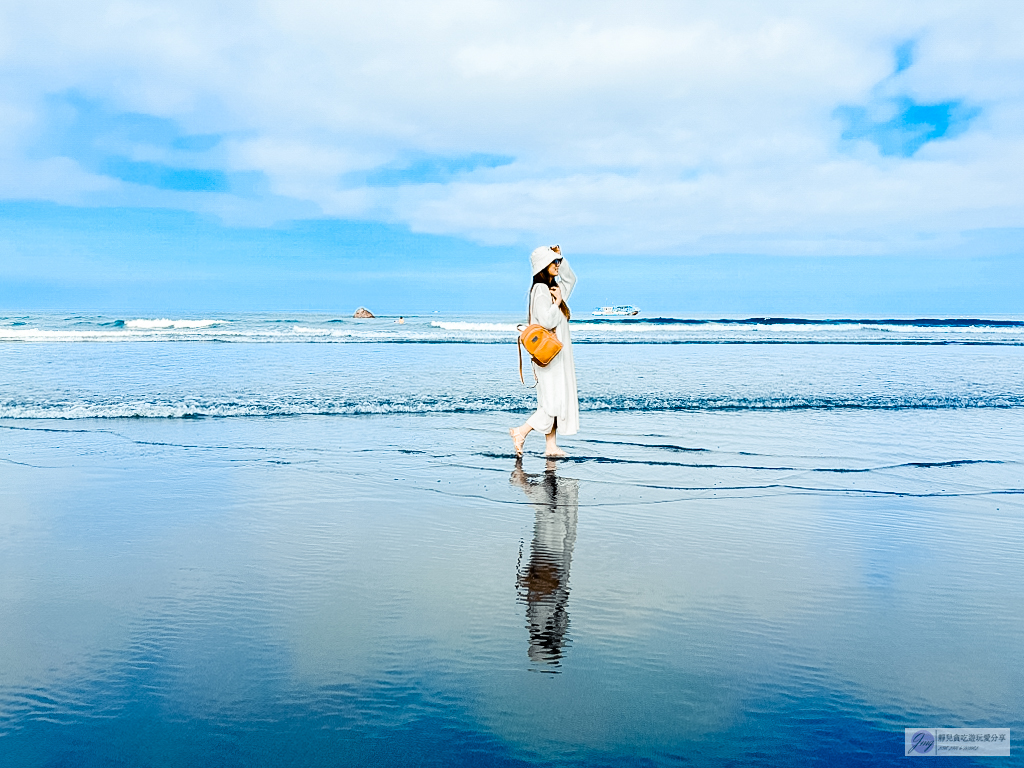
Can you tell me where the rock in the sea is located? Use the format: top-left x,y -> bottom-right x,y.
353,307 -> 375,318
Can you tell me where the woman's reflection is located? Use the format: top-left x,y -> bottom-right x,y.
510,458 -> 579,671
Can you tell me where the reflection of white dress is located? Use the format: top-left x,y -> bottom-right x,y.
528,259 -> 580,435
515,471 -> 579,666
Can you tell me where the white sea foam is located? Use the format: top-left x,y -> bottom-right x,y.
431,322 -> 520,332
125,319 -> 219,329
4,391 -> 1020,420
569,323 -> 669,331
2,314 -> 1022,345
292,326 -> 335,336
0,328 -> 132,342
0,398 -> 520,419
877,324 -> 1022,334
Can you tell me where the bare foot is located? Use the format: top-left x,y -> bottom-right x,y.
509,427 -> 525,456
544,448 -> 568,458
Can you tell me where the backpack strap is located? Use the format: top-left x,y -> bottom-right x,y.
518,288 -> 538,387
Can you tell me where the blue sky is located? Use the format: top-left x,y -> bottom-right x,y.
1,1 -> 1022,314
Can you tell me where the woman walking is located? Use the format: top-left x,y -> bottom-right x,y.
509,245 -> 579,457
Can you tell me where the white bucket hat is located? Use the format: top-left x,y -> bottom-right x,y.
530,245 -> 560,276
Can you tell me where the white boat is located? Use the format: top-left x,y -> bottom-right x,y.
592,305 -> 640,316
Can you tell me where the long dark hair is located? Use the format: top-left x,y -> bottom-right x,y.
532,268 -> 571,320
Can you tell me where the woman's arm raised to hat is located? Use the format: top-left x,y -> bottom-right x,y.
557,258 -> 576,301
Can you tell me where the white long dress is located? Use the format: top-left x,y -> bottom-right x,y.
527,259 -> 580,435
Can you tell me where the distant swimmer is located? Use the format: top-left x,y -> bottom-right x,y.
395,316 -> 405,324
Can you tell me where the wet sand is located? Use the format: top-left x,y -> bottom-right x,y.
2,410 -> 1022,766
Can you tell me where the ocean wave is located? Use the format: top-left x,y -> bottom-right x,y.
1,330 -> 1021,346
3,313 -> 1024,344
292,326 -> 337,336
431,321 -> 520,332
0,328 -> 150,342
581,317 -> 1024,328
125,319 -> 220,329
0,399 -> 524,419
3,393 -> 1022,419
579,395 -> 1024,411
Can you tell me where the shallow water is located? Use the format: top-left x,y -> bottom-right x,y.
2,336 -> 1024,418
1,318 -> 1022,765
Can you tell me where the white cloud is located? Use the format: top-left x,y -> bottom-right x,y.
0,0 -> 1022,254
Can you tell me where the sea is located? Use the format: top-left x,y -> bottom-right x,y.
1,311 -> 1022,766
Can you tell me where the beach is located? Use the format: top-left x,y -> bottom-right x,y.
4,0 -> 1023,763
2,313 -> 1023,766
